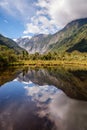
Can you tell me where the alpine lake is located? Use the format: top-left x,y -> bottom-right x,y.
0,65 -> 87,130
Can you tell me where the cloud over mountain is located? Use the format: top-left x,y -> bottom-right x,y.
24,0 -> 87,35
0,0 -> 87,37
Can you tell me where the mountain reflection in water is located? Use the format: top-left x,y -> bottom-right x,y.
18,68 -> 87,100
0,67 -> 87,130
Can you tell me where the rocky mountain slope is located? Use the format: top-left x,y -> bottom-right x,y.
16,37 -> 30,48
16,18 -> 87,54
16,34 -> 51,54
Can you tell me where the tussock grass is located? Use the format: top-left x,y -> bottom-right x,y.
10,59 -> 87,68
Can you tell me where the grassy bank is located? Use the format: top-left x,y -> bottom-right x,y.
10,59 -> 87,67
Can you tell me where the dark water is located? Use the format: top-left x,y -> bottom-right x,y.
0,66 -> 87,130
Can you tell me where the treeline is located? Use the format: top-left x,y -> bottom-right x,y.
0,45 -> 29,66
23,51 -> 87,61
0,46 -> 17,66
0,45 -> 87,66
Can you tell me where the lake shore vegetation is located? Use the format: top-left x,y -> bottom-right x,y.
0,46 -> 87,67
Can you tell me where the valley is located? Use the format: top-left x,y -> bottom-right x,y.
0,18 -> 87,66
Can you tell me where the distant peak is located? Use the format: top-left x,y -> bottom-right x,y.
21,35 -> 32,39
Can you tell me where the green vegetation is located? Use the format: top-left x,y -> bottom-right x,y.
0,44 -> 87,67
0,45 -> 27,66
0,34 -> 26,54
0,34 -> 28,66
50,24 -> 87,53
8,51 -> 87,67
0,46 -> 17,66
17,19 -> 87,54
0,18 -> 87,67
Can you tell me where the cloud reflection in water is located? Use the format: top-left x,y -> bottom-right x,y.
0,77 -> 87,130
23,81 -> 87,130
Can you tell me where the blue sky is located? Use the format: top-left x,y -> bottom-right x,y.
0,0 -> 87,39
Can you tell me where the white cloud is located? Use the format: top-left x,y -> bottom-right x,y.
36,0 -> 87,27
1,0 -> 87,36
22,35 -> 32,39
23,15 -> 58,35
24,23 -> 40,34
24,84 -> 59,103
13,38 -> 17,42
24,0 -> 87,36
0,0 -> 36,20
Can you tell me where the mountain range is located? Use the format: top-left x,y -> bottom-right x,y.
0,18 -> 87,55
0,34 -> 26,54
16,18 -> 87,54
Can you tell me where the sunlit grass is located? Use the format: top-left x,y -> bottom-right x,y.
10,59 -> 87,68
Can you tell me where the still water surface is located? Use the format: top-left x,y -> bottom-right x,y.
0,66 -> 87,130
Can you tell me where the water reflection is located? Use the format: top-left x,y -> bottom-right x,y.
0,67 -> 87,130
0,66 -> 23,86
17,68 -> 87,100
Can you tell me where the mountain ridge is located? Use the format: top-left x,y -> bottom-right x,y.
0,34 -> 26,54
16,18 -> 87,54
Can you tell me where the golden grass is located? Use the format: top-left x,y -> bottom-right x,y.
11,59 -> 87,67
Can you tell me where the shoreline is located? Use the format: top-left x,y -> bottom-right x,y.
11,60 -> 87,65
9,60 -> 87,69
